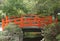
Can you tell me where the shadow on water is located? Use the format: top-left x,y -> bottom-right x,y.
23,37 -> 43,41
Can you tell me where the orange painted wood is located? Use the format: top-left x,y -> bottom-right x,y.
2,15 -> 57,30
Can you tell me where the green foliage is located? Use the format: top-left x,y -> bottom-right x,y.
44,23 -> 60,41
2,0 -> 28,16
0,14 -> 2,21
44,23 -> 56,41
0,31 -> 10,41
34,0 -> 60,15
1,0 -> 60,16
5,23 -> 23,41
56,34 -> 60,40
0,23 -> 23,41
0,0 -> 60,20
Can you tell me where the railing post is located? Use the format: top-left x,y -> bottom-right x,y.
6,16 -> 9,26
49,16 -> 52,24
20,17 -> 24,28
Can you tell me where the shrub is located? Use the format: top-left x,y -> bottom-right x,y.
0,23 -> 23,41
44,23 -> 60,41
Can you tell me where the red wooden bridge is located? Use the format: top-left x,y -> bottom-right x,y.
2,15 -> 58,30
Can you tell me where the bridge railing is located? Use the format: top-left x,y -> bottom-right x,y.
2,15 -> 54,30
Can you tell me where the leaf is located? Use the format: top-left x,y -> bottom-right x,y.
56,34 -> 60,40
